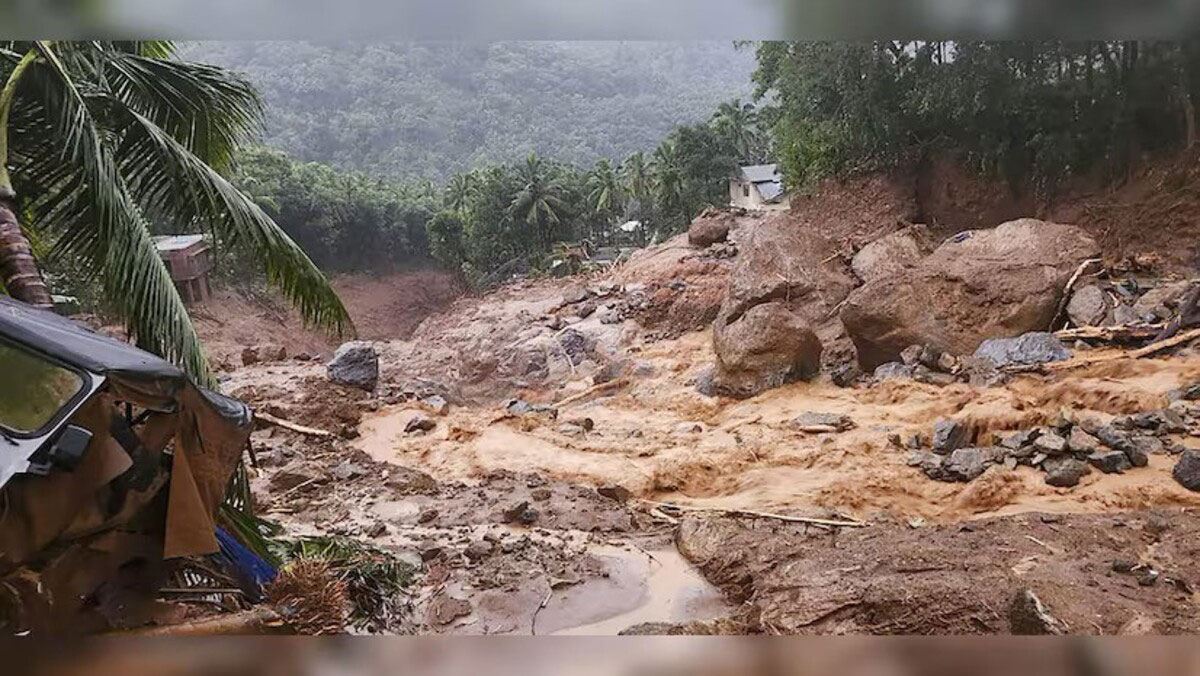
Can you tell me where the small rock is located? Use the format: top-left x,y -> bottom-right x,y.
674,422 -> 704,434
1095,425 -> 1134,453
1009,589 -> 1063,635
576,301 -> 598,318
268,462 -> 328,492
1066,285 -> 1109,327
1031,452 -> 1048,466
905,434 -> 923,450
597,485 -> 632,502
908,451 -> 946,479
1000,429 -> 1039,450
417,509 -> 439,524
1135,568 -> 1160,586
427,595 -> 472,626
873,362 -> 916,381
790,411 -> 856,432
241,346 -> 261,366
561,285 -> 589,305
1160,408 -> 1188,433
830,363 -> 858,387
1088,450 -> 1133,474
502,501 -> 538,525
423,395 -> 450,416
932,419 -> 971,454
406,415 -> 436,434
530,487 -> 552,501
1172,450 -> 1200,491
1167,384 -> 1200,402
1125,443 -> 1150,468
557,423 -> 585,438
594,359 -> 631,385
420,545 -> 444,562
365,521 -> 387,538
504,399 -> 558,420
942,447 -> 1000,482
327,341 -> 379,391
974,332 -> 1070,368
1112,303 -> 1139,325
900,344 -> 923,366
1033,431 -> 1068,455
464,540 -> 494,562
332,461 -> 366,481
1043,457 -> 1090,488
1066,427 -> 1102,454
1112,559 -> 1137,573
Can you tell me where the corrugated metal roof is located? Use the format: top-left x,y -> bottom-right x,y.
152,234 -> 208,252
757,181 -> 784,202
738,163 -> 779,183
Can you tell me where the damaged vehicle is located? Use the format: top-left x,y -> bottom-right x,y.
0,297 -> 253,633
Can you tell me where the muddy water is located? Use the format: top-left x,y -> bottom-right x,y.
358,345 -> 1200,526
544,545 -> 732,635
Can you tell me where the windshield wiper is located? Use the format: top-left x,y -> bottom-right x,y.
0,427 -> 18,446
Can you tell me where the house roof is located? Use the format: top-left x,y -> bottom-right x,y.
738,164 -> 780,184
153,234 -> 208,252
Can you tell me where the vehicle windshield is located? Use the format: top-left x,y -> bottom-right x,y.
0,341 -> 85,436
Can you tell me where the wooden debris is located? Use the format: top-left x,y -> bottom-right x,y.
255,411 -> 334,438
793,424 -> 842,434
1131,326 -> 1200,358
638,499 -> 867,529
1040,325 -> 1200,372
1051,258 -> 1102,330
119,607 -> 290,636
1055,324 -> 1164,344
552,379 -> 624,408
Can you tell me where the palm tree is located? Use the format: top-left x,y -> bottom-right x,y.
620,151 -> 650,205
444,172 -> 476,214
508,152 -> 566,251
711,98 -> 761,163
585,158 -> 623,220
650,139 -> 684,218
0,41 -> 350,383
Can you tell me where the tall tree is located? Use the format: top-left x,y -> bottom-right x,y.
0,41 -> 350,382
711,98 -> 762,163
508,152 -> 567,251
443,172 -> 477,214
585,158 -> 623,221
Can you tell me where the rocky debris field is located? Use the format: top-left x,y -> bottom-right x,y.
223,205 -> 1200,635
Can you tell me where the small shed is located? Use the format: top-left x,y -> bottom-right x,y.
730,164 -> 789,210
153,234 -> 214,303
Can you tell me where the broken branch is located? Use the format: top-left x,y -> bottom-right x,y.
552,379 -> 624,408
256,412 -> 334,438
1051,258 -> 1102,330
638,499 -> 867,528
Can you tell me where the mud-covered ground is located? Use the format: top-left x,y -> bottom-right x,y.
222,210 -> 1200,635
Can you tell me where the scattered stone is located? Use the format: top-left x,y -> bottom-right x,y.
674,422 -> 704,434
1094,425 -> 1133,453
931,419 -> 970,454
331,461 -> 366,481
417,509 -> 439,524
597,484 -> 633,502
268,462 -> 328,492
974,332 -> 1071,368
1112,559 -> 1137,574
427,594 -> 472,626
420,545 -> 444,562
575,300 -> 598,318
687,209 -> 734,247
1009,589 -> 1064,635
1033,431 -> 1068,455
694,366 -> 717,396
502,501 -> 538,525
1172,450 -> 1200,491
941,447 -> 1000,482
1167,384 -> 1200,401
240,346 -> 260,366
900,344 -> 924,366
905,434 -> 923,450
530,487 -> 552,501
908,451 -> 946,479
1066,427 -> 1102,454
326,341 -> 379,391
1112,303 -> 1139,325
365,522 -> 387,538
504,399 -> 558,420
1125,442 -> 1150,468
561,285 -> 589,305
1067,285 -> 1109,327
1160,408 -> 1188,433
594,359 -> 631,385
556,423 -> 585,438
790,411 -> 855,432
423,395 -> 450,416
463,540 -> 494,562
406,415 -> 436,434
1000,429 -> 1039,451
830,363 -> 858,387
1043,457 -> 1090,488
873,362 -> 916,381
1031,452 -> 1048,466
1088,450 -> 1133,474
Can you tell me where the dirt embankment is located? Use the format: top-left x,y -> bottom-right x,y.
193,268 -> 461,368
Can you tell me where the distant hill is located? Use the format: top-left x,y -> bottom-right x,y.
183,41 -> 756,181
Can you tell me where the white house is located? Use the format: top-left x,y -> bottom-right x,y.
729,163 -> 789,210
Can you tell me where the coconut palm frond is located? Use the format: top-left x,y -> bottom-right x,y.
113,106 -> 352,337
102,50 -> 262,171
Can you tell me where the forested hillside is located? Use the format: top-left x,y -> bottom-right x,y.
183,41 -> 755,181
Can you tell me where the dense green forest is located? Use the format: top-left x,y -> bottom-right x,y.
183,41 -> 756,181
753,41 -> 1200,192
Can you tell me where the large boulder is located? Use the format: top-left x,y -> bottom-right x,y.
327,341 -> 379,391
840,219 -> 1101,369
687,209 -> 735,248
850,224 -> 934,283
709,302 -> 822,398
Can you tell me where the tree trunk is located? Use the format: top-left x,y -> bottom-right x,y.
0,193 -> 53,309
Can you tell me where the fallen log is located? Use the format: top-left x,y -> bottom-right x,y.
552,379 -> 624,408
638,499 -> 867,529
255,411 -> 334,438
1055,324 -> 1165,344
119,607 -> 291,636
1036,326 -> 1200,373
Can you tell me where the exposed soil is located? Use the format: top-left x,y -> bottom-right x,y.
214,155 -> 1200,635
